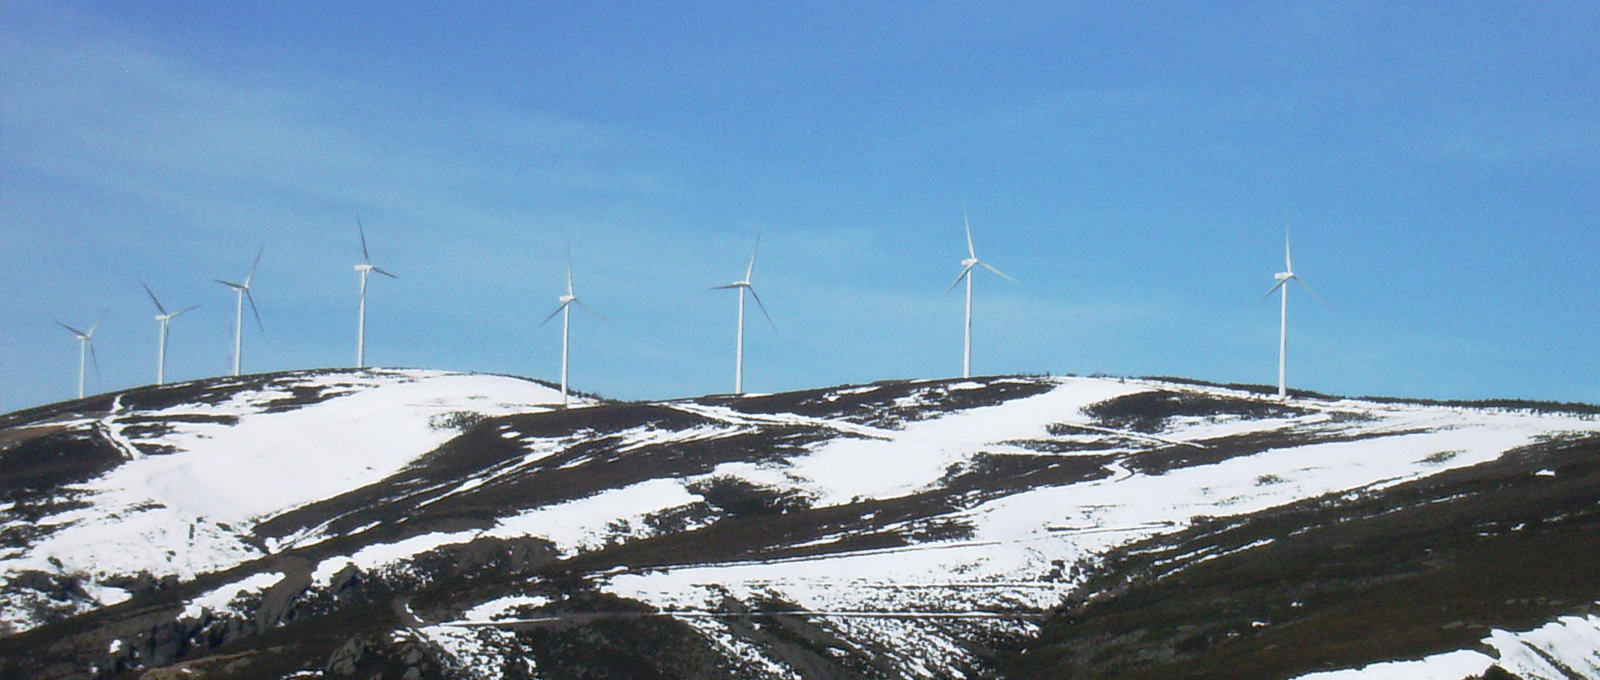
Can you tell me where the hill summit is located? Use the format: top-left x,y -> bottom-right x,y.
2,369 -> 1596,680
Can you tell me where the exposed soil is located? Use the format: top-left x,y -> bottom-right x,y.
1001,434 -> 1600,680
0,425 -> 125,506
1083,390 -> 1309,434
698,377 -> 1056,430
3,371 -> 1596,680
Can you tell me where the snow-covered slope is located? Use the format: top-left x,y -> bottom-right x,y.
1,369 -> 575,632
1,370 -> 1595,680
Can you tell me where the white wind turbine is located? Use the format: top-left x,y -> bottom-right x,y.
56,309 -> 107,399
1261,228 -> 1326,399
946,210 -> 1017,379
713,234 -> 775,395
215,247 -> 264,377
538,246 -> 605,407
354,217 -> 397,368
142,283 -> 197,385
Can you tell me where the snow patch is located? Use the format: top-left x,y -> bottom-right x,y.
486,478 -> 703,553
1291,613 -> 1600,680
181,571 -> 283,619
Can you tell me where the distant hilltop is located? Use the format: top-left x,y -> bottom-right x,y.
2,368 -> 1597,679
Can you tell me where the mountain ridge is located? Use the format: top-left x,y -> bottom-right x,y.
2,368 -> 1596,680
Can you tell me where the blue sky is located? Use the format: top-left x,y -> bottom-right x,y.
3,1 -> 1597,409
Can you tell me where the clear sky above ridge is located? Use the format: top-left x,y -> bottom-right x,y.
2,1 -> 1597,410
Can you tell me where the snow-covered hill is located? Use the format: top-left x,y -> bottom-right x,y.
1,369 -> 1596,680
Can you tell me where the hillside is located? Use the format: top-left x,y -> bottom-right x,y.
1,369 -> 1596,680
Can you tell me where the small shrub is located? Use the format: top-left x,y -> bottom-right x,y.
1420,450 -> 1459,465
686,476 -> 811,517
428,411 -> 485,432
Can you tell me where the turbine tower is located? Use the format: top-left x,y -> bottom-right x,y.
56,309 -> 106,399
946,210 -> 1016,379
538,246 -> 604,407
713,234 -> 775,395
215,247 -> 263,377
1262,228 -> 1325,399
354,217 -> 397,368
143,283 -> 197,385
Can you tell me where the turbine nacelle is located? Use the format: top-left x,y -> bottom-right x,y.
218,247 -> 265,376
543,245 -> 605,408
721,234 -> 774,395
949,210 -> 1017,379
143,283 -> 196,385
354,217 -> 397,278
58,309 -> 107,398
1266,226 -> 1330,399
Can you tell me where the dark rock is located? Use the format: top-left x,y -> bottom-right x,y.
326,637 -> 366,677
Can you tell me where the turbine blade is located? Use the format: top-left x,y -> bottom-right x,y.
574,298 -> 611,324
142,282 -> 169,315
357,215 -> 371,264
979,261 -> 1018,283
944,264 -> 976,294
1285,225 -> 1293,272
711,284 -> 742,290
57,321 -> 87,337
246,290 -> 264,332
245,246 -> 264,286
566,244 -> 575,297
1259,279 -> 1288,302
373,267 -> 398,279
216,279 -> 244,290
538,302 -> 569,327
746,232 -> 761,282
1294,276 -> 1330,306
747,286 -> 776,330
963,207 -> 976,259
88,307 -> 109,336
172,305 -> 200,318
89,342 -> 101,380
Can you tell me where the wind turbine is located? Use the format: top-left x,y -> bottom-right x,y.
538,246 -> 604,407
713,234 -> 775,395
945,209 -> 1016,379
142,283 -> 197,385
56,309 -> 107,399
1261,227 -> 1326,399
215,247 -> 263,377
354,217 -> 397,368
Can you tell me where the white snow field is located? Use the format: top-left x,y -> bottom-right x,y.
3,372 -> 1596,679
592,380 -> 1599,679
1,369 -> 572,632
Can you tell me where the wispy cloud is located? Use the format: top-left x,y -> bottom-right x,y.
3,4 -> 674,243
